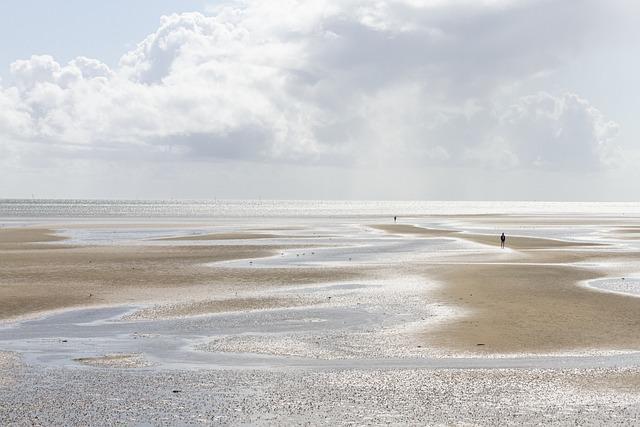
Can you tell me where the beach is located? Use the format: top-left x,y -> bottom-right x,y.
3,202 -> 640,424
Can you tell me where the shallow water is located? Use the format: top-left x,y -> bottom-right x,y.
3,298 -> 640,371
585,277 -> 640,298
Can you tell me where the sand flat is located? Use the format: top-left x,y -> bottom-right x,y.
371,224 -> 458,236
0,227 -> 66,244
74,353 -> 151,368
125,296 -> 322,320
4,364 -> 640,425
419,262 -> 640,354
0,227 -> 69,250
0,351 -> 21,386
0,226 -> 360,320
370,224 -> 640,354
158,232 -> 281,241
615,227 -> 640,234
372,223 -> 602,249
5,218 -> 640,424
3,221 -> 640,358
0,228 -> 362,320
459,233 -> 598,249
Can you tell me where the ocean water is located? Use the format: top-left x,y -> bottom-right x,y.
1,199 -> 640,219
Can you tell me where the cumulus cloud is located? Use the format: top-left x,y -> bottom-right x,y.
10,55 -> 112,90
0,0 -> 623,174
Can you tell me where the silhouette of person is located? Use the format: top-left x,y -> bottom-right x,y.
394,216 -> 397,223
500,232 -> 506,249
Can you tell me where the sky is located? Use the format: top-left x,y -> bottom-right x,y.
0,0 -> 639,201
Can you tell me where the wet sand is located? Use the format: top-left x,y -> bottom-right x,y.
157,232 -> 281,241
0,228 -> 67,244
124,296 -> 322,320
372,223 -> 601,249
419,263 -> 640,354
616,227 -> 640,234
0,351 -> 20,387
4,218 -> 640,424
74,353 -> 151,368
0,227 -> 69,250
4,360 -> 640,425
0,216 -> 640,425
370,224 -> 640,354
371,224 -> 458,237
2,223 -> 640,354
0,227 -> 361,320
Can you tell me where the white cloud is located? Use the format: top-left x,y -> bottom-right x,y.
497,92 -> 620,170
0,0 -> 624,179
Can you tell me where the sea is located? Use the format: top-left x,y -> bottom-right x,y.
1,199 -> 640,219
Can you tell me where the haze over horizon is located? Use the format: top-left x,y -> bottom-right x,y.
1,0 -> 638,201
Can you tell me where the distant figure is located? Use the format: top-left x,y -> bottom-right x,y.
394,216 -> 397,223
500,232 -> 506,249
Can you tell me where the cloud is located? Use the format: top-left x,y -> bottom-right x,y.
496,92 -> 620,170
10,55 -> 112,90
0,0 -> 623,175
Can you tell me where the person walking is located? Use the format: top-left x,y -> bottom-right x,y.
394,216 -> 397,223
500,232 -> 506,249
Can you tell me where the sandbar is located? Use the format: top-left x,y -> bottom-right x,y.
157,232 -> 281,241
0,227 -> 362,320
